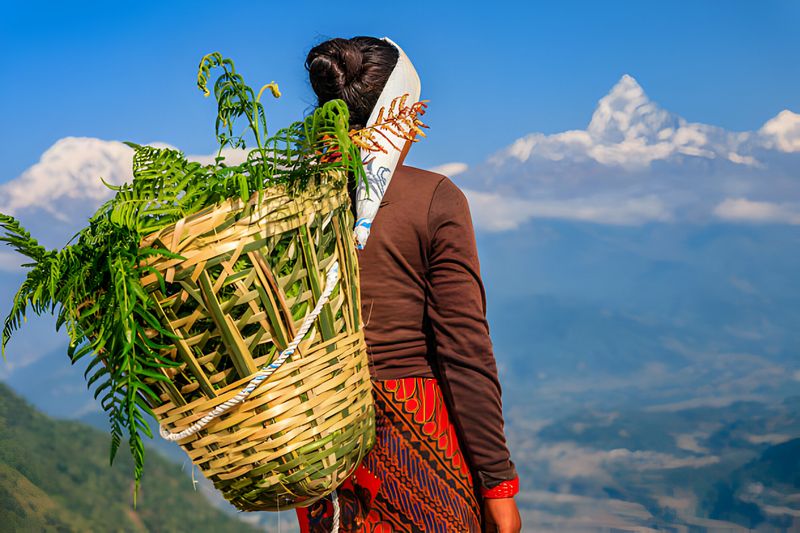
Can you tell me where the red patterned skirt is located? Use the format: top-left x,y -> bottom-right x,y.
296,377 -> 482,532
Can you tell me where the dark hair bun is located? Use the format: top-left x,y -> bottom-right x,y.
306,36 -> 399,130
306,38 -> 363,98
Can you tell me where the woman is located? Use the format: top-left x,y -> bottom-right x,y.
296,36 -> 521,533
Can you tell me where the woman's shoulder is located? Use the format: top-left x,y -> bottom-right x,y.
394,165 -> 466,203
392,166 -> 472,236
395,164 -> 447,185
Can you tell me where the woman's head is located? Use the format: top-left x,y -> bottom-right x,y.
305,36 -> 399,130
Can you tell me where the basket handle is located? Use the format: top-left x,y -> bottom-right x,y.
159,260 -> 341,442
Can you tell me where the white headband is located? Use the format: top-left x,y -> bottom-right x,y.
353,37 -> 421,250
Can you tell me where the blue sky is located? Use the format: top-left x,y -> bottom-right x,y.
2,6 -> 800,528
1,0 -> 798,181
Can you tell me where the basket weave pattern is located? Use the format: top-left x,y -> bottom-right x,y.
138,173 -> 374,511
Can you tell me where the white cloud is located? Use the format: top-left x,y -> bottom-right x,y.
523,440 -> 719,481
727,151 -> 760,166
465,189 -> 672,231
427,161 -> 468,177
187,147 -> 249,167
744,433 -> 793,445
713,198 -> 800,224
759,109 -> 800,152
673,432 -> 710,454
608,448 -> 720,470
643,394 -> 768,412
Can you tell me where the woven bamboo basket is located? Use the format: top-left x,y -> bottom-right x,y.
134,169 -> 374,512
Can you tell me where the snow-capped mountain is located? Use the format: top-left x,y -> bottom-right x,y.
447,75 -> 800,230
0,139 -> 250,253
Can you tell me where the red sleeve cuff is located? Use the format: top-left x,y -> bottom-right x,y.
480,475 -> 519,499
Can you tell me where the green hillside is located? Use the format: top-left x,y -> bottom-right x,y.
0,382 -> 260,532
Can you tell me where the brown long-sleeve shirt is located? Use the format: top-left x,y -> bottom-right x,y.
355,164 -> 517,489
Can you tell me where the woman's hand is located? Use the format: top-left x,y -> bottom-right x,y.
484,497 -> 522,532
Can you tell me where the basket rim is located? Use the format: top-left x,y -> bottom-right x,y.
138,167 -> 350,250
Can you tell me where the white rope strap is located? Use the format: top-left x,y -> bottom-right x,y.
159,260 -> 340,442
331,489 -> 340,533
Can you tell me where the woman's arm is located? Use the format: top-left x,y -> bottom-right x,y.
425,176 -> 519,494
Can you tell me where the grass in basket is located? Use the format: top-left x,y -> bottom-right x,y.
0,52 -> 427,501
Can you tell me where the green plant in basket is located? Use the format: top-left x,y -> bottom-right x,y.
0,52 -> 427,506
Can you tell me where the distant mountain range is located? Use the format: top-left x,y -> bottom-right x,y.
454,75 -> 800,230
510,392 -> 800,531
475,220 -> 800,422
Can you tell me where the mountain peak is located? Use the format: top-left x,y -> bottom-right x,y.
587,74 -> 678,142
612,73 -> 645,94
